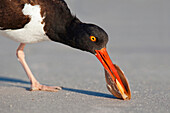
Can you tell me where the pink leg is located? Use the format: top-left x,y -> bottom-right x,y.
16,43 -> 61,91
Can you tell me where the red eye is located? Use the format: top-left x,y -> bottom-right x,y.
90,36 -> 97,42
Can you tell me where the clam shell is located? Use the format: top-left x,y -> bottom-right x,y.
105,64 -> 131,100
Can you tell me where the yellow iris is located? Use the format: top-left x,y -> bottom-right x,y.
90,36 -> 97,42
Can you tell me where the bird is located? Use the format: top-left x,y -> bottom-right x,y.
0,0 -> 131,99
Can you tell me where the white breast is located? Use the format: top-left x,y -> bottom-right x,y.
0,4 -> 50,43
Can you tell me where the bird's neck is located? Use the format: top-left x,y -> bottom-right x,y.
53,17 -> 84,49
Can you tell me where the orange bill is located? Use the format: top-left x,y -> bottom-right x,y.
95,48 -> 131,100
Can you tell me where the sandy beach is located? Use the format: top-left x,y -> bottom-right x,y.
0,0 -> 169,113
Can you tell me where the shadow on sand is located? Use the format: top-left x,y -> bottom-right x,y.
0,76 -> 30,84
0,76 -> 116,99
62,87 -> 116,99
0,76 -> 30,90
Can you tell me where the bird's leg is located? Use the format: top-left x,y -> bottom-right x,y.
16,43 -> 61,92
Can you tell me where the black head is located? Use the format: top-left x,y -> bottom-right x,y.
77,23 -> 108,54
66,19 -> 109,54
67,23 -> 108,54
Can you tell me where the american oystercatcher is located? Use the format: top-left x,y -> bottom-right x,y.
0,0 -> 131,100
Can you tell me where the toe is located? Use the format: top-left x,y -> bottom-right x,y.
30,87 -> 40,91
52,86 -> 62,90
30,84 -> 62,92
43,86 -> 62,92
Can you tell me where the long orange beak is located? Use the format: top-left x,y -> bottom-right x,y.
95,48 -> 131,100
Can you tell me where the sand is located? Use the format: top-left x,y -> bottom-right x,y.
0,0 -> 169,113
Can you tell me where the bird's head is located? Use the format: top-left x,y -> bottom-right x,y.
65,19 -> 131,100
71,23 -> 108,54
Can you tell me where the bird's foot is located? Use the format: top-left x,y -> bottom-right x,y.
30,82 -> 62,92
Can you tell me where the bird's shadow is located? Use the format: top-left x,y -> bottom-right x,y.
0,76 -> 30,84
0,76 -> 116,99
62,87 -> 116,99
0,76 -> 30,90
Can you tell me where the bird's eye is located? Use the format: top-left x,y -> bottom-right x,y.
90,36 -> 97,42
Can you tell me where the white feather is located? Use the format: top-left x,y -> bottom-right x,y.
0,4 -> 50,43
